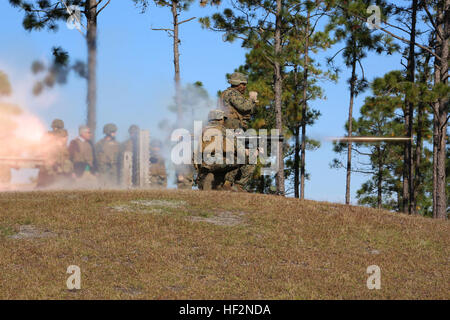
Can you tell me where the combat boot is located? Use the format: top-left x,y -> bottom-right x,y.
231,184 -> 246,193
221,180 -> 233,191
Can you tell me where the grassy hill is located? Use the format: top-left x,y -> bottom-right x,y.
0,190 -> 448,299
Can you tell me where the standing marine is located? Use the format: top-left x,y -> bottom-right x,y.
219,72 -> 259,191
95,123 -> 120,187
50,119 -> 65,134
220,72 -> 258,130
36,120 -> 73,188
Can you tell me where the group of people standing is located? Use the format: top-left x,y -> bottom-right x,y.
36,121 -> 167,189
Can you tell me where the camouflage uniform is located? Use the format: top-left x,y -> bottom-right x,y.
95,124 -> 120,187
196,110 -> 239,190
220,73 -> 256,130
37,124 -> 73,188
149,140 -> 167,189
219,72 -> 257,191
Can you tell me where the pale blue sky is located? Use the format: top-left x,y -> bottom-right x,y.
0,1 -> 404,203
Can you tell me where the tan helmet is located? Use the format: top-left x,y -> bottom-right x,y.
208,109 -> 225,121
228,72 -> 248,86
51,119 -> 64,130
103,123 -> 118,135
128,124 -> 139,135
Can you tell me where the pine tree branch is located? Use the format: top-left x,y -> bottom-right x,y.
151,26 -> 175,38
357,59 -> 365,81
97,0 -> 111,16
178,16 -> 196,25
336,4 -> 441,62
422,2 -> 444,41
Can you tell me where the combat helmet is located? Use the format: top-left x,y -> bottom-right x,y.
103,123 -> 118,135
228,72 -> 248,86
208,109 -> 225,121
128,124 -> 139,135
51,119 -> 65,130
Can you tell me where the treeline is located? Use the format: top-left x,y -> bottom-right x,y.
200,0 -> 448,218
8,0 -> 448,218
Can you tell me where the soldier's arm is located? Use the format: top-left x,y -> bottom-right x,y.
225,90 -> 255,114
94,142 -> 102,157
68,140 -> 79,161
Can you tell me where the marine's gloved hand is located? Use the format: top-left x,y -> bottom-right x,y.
249,91 -> 259,103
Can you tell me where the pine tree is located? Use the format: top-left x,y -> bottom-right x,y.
353,94 -> 405,210
9,0 -> 112,141
286,1 -> 335,199
338,67 -> 437,216
133,0 -> 199,125
328,0 -> 398,205
30,47 -> 87,96
200,0 -> 305,195
430,0 -> 449,219
336,0 -> 448,218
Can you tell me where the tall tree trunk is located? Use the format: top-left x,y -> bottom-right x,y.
274,0 -> 285,195
294,124 -> 300,198
300,9 -> 310,200
402,127 -> 410,212
86,0 -> 98,141
432,115 -> 438,218
434,0 -> 449,219
414,53 -> 431,214
258,175 -> 265,194
377,146 -> 382,209
172,0 -> 182,125
414,53 -> 430,215
300,108 -> 306,199
345,55 -> 356,205
293,66 -> 300,198
432,37 -> 440,218
406,0 -> 418,214
414,99 -> 424,211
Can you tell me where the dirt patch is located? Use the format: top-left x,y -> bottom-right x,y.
188,211 -> 246,227
110,199 -> 187,215
9,225 -> 56,240
130,200 -> 186,208
110,205 -> 133,213
114,286 -> 143,296
166,285 -> 185,292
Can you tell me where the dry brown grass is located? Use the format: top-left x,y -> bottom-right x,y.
0,189 -> 448,299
